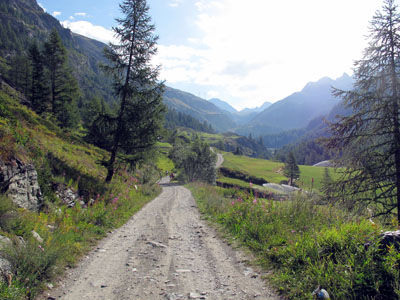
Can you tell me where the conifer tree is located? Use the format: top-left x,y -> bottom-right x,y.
102,0 -> 165,182
283,151 -> 300,186
28,42 -> 49,113
44,29 -> 67,114
44,29 -> 80,128
328,0 -> 400,224
321,167 -> 334,202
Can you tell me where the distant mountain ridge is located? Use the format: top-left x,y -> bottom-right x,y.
209,98 -> 237,113
235,73 -> 354,136
163,87 -> 236,132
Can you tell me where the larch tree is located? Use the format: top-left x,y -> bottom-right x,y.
44,29 -> 67,115
327,0 -> 400,224
28,42 -> 49,113
44,28 -> 80,128
102,0 -> 165,182
283,151 -> 300,186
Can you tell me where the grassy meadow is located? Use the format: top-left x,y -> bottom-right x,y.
189,183 -> 400,300
221,151 -> 340,191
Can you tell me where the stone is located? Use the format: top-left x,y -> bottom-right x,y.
0,257 -> 12,282
0,235 -> 11,249
32,230 -> 43,243
53,183 -> 80,208
379,230 -> 400,251
146,241 -> 167,248
0,159 -> 43,211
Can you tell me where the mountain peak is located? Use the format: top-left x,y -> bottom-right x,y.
209,98 -> 238,113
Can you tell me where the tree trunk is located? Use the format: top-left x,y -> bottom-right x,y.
105,10 -> 137,183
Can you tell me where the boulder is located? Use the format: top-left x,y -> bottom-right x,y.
0,158 -> 43,211
379,230 -> 400,251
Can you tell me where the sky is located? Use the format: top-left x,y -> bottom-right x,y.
38,0 -> 387,110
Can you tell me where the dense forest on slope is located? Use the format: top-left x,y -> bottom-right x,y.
0,0 -> 114,103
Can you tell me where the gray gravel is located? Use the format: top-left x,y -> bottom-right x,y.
40,178 -> 280,300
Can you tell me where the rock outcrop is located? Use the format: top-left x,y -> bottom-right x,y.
0,159 -> 43,211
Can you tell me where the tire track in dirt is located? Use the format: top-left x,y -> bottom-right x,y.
41,178 -> 280,300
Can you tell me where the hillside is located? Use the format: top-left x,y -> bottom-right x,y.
209,98 -> 238,113
0,81 -> 163,299
163,87 -> 236,132
236,73 -> 354,136
0,0 -> 114,102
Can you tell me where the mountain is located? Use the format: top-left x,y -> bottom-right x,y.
0,0 -> 114,102
209,98 -> 238,113
239,101 -> 272,114
163,87 -> 236,132
236,74 -> 354,136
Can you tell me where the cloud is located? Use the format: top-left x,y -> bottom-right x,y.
52,11 -> 61,17
220,61 -> 267,78
74,12 -> 87,17
61,20 -> 116,44
169,0 -> 184,7
38,3 -> 46,12
156,0 -> 382,109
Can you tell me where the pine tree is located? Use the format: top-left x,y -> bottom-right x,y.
283,151 -> 300,186
102,0 -> 165,182
328,0 -> 400,224
321,167 -> 334,202
44,29 -> 80,128
28,42 -> 49,113
44,29 -> 67,114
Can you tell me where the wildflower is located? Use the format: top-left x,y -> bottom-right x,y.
231,201 -> 235,206
291,230 -> 296,233
38,245 -> 44,252
112,197 -> 118,204
253,199 -> 257,204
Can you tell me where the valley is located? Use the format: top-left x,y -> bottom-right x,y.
0,0 -> 399,299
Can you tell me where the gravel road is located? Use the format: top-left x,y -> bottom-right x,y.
41,177 -> 279,300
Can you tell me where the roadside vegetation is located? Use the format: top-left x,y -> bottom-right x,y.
189,183 -> 400,300
0,89 -> 162,299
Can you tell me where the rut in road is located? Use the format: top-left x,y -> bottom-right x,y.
43,179 -> 280,300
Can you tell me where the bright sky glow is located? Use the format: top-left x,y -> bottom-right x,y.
39,0 -> 389,110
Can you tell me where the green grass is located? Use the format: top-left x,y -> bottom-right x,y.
157,153 -> 174,173
0,90 -> 162,299
189,183 -> 400,300
217,176 -> 286,195
221,152 -> 340,191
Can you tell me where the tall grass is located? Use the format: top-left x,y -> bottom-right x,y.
189,183 -> 400,300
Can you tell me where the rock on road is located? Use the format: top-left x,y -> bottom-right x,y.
42,177 -> 279,300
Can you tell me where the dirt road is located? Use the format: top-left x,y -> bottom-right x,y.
43,178 -> 279,300
215,153 -> 224,168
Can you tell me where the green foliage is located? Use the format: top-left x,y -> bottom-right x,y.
28,42 -> 49,113
327,0 -> 400,224
0,87 -> 162,298
190,183 -> 400,299
44,29 -> 81,128
101,0 -> 165,182
169,138 -> 217,184
164,108 -> 215,133
283,151 -> 300,186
